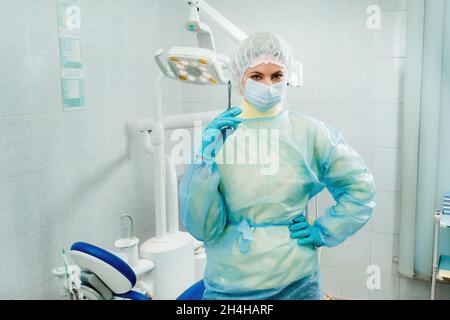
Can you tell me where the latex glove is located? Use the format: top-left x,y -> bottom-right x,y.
289,214 -> 324,248
198,107 -> 242,163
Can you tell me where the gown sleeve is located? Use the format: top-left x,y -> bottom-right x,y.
311,120 -> 376,247
179,161 -> 228,242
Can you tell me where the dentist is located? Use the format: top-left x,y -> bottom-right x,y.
179,33 -> 376,300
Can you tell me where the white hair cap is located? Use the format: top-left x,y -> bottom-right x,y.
230,32 -> 294,91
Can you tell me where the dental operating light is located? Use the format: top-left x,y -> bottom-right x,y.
154,0 -> 248,86
167,47 -> 225,85
154,0 -> 303,87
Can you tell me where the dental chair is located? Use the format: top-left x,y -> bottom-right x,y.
69,242 -> 205,300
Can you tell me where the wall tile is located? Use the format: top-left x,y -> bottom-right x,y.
320,246 -> 342,268
316,11 -> 349,62
375,103 -> 403,148
371,232 -> 396,275
66,210 -> 97,246
0,0 -> 30,55
0,182 -> 12,243
30,55 -> 61,114
11,230 -> 46,295
264,0 -> 291,20
0,241 -> 16,299
342,231 -> 372,271
338,103 -> 376,147
38,167 -> 69,227
0,117 -> 40,179
341,269 -> 370,300
84,57 -> 125,110
289,0 -> 320,20
345,60 -> 376,104
317,0 -> 350,16
6,174 -> 42,237
238,0 -> 266,22
27,0 -> 59,56
399,277 -> 431,300
347,0 -> 382,15
346,12 -> 377,59
15,282 -> 46,300
314,63 -> 347,104
206,0 -> 240,23
375,58 -> 405,104
373,147 -> 401,192
40,221 -> 70,281
320,266 -> 342,298
45,276 -> 68,300
378,0 -> 408,12
63,111 -> 95,164
376,11 -> 407,58
81,0 -> 125,60
32,113 -> 67,170
372,191 -> 400,234
0,55 -> 32,116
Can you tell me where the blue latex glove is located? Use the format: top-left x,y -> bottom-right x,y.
289,214 -> 325,248
199,107 -> 242,162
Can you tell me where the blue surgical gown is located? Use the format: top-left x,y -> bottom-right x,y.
179,109 -> 376,300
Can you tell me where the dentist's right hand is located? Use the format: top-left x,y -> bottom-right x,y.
198,107 -> 242,163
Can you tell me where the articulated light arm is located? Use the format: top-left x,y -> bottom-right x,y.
186,0 -> 248,45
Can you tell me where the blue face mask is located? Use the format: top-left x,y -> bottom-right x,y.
243,79 -> 287,112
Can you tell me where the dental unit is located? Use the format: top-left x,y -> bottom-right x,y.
54,0 -> 303,300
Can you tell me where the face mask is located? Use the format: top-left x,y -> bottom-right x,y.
243,79 -> 287,112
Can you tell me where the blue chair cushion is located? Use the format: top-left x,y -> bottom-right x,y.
177,280 -> 205,300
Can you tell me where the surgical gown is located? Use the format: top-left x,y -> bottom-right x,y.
179,109 -> 376,300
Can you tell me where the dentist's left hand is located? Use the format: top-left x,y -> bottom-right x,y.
289,214 -> 325,248
198,107 -> 242,163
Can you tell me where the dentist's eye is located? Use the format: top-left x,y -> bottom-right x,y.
272,73 -> 284,81
251,75 -> 262,81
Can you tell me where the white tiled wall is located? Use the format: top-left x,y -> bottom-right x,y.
0,0 -> 170,299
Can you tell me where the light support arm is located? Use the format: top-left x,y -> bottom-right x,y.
186,0 -> 248,44
186,4 -> 217,51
